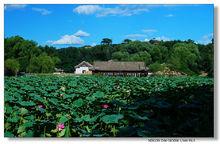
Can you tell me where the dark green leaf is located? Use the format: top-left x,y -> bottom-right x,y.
101,114 -> 123,124
72,98 -> 84,108
19,101 -> 35,107
59,116 -> 68,123
5,131 -> 14,137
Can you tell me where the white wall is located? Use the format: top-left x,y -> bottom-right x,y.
75,67 -> 90,74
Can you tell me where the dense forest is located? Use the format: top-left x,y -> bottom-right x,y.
4,36 -> 214,77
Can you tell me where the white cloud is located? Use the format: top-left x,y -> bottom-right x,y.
126,34 -> 147,39
48,30 -> 91,45
46,40 -> 54,44
154,36 -> 171,41
142,29 -> 157,33
198,33 -> 213,44
74,30 -> 90,37
49,35 -> 84,45
165,14 -> 174,17
32,8 -> 52,15
144,36 -> 171,41
73,5 -> 149,17
98,5 -> 149,17
126,28 -> 158,40
73,5 -> 102,15
91,43 -> 96,47
144,38 -> 150,42
4,4 -> 27,10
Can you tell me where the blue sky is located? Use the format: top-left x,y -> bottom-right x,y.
4,4 -> 214,48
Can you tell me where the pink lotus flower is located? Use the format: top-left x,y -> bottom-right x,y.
57,123 -> 65,131
38,105 -> 43,108
101,104 -> 110,109
38,104 -> 45,109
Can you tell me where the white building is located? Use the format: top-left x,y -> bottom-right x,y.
74,61 -> 93,74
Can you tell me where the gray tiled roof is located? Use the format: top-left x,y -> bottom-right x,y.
92,61 -> 148,71
74,61 -> 93,68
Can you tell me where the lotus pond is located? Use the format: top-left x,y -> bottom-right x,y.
4,75 -> 214,137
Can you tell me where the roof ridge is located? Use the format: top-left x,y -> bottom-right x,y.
75,61 -> 93,68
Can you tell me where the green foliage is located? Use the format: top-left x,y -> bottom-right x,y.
52,56 -> 61,65
27,53 -> 56,73
19,101 -> 36,107
198,42 -> 214,77
122,41 -> 151,54
5,36 -> 213,75
4,75 -> 213,137
59,129 -> 66,137
101,114 -> 124,124
123,39 -> 132,44
169,43 -> 200,75
4,36 -> 59,74
59,116 -> 69,123
128,51 -> 152,65
112,51 -> 129,61
20,108 -> 29,115
149,62 -> 166,72
149,46 -> 162,62
75,114 -> 98,123
5,59 -> 20,75
101,38 -> 112,45
72,98 -> 84,108
4,36 -> 41,71
149,45 -> 168,63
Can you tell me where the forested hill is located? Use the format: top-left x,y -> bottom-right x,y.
4,36 -> 214,77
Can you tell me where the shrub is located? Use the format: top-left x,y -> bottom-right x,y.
149,62 -> 165,72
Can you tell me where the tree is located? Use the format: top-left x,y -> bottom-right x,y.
185,39 -> 195,44
123,39 -> 132,44
5,59 -> 20,76
169,43 -> 200,74
129,51 -> 152,65
27,53 -> 56,73
149,46 -> 162,63
122,41 -> 151,54
149,38 -> 159,44
4,36 -> 24,60
149,62 -> 166,72
4,36 -> 41,72
40,45 -> 58,57
5,36 -> 214,76
52,56 -> 61,66
198,42 -> 214,77
149,45 -> 169,63
112,51 -> 129,61
56,47 -> 81,72
101,38 -> 112,45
